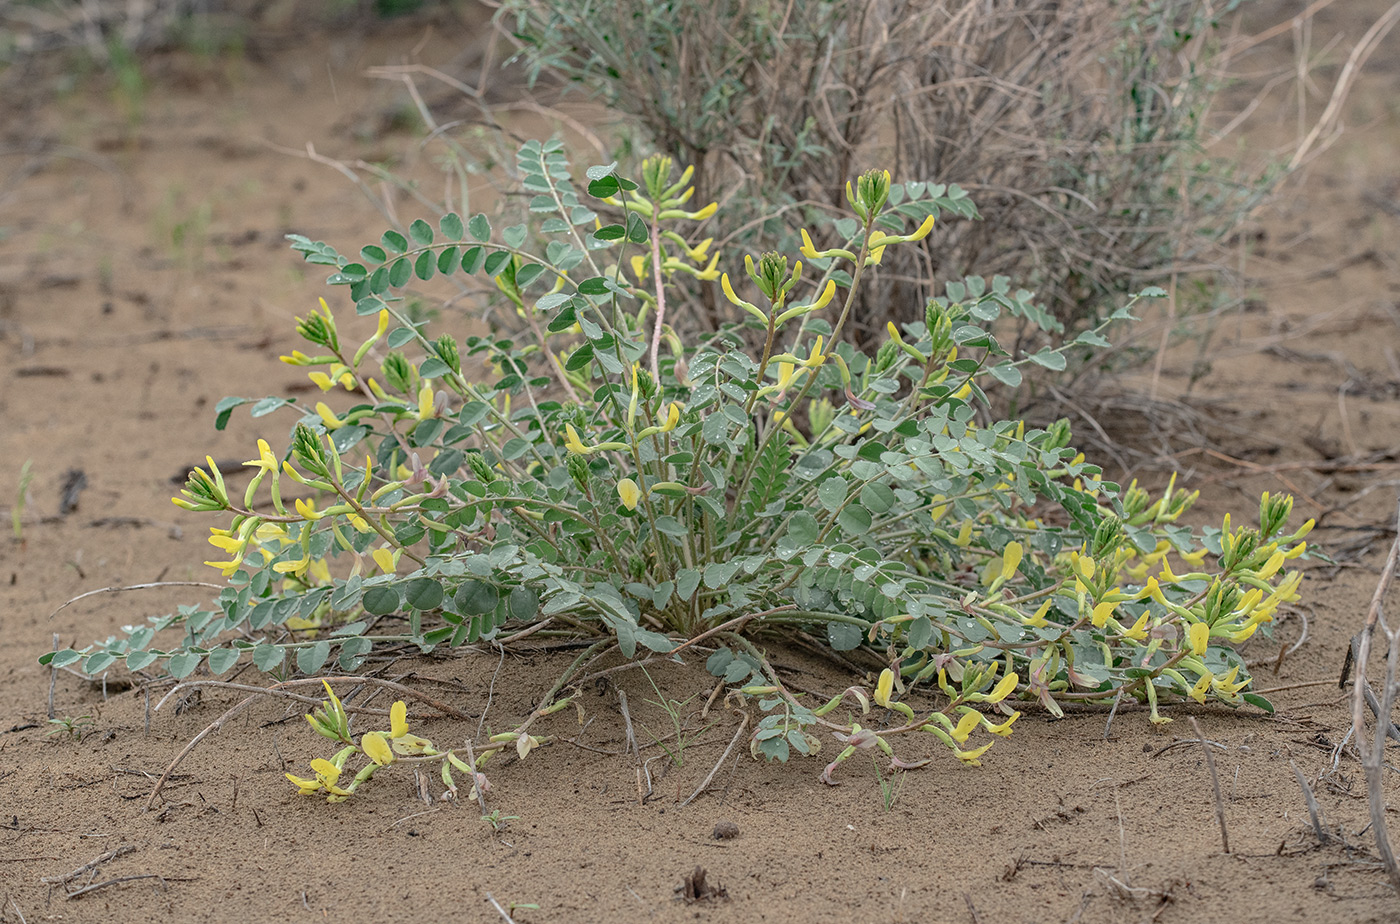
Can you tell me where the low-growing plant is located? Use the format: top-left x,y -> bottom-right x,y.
46,713 -> 95,741
46,140 -> 1312,791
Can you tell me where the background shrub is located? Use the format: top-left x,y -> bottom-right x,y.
498,0 -> 1276,344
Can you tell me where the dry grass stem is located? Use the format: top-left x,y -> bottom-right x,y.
1348,500 -> 1400,893
1188,716 -> 1230,854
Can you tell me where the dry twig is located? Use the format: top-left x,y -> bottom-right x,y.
1348,500 -> 1400,893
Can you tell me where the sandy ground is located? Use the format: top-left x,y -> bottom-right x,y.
2,3 -> 1400,922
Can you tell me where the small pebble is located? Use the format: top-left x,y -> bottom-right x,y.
712,820 -> 740,840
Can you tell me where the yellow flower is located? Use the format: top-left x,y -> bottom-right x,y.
563,423 -> 591,455
273,550 -> 310,577
315,402 -> 345,431
984,711 -> 1020,737
874,668 -> 895,708
417,382 -> 435,420
950,709 -> 982,744
372,548 -> 397,574
953,742 -> 993,765
1000,542 -> 1023,582
617,478 -> 641,510
985,671 -> 1019,704
1091,600 -> 1119,629
1187,621 -> 1210,656
361,731 -> 394,766
287,758 -> 352,798
1212,666 -> 1249,697
1188,670 -> 1213,704
1120,610 -> 1151,641
1022,600 -> 1052,628
244,439 -> 279,473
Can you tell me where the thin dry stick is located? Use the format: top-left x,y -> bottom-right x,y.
47,633 -> 58,719
1188,716 -> 1229,854
679,715 -> 749,808
485,892 -> 518,924
1289,1 -> 1400,170
10,899 -> 26,924
41,845 -> 138,885
48,581 -> 225,618
65,875 -> 171,899
1289,760 -> 1329,845
1350,500 -> 1400,893
154,676 -> 471,720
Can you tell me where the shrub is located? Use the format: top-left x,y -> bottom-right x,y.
498,0 -> 1276,342
45,142 -> 1311,796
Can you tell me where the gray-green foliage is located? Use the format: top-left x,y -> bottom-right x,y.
45,142 -> 1310,771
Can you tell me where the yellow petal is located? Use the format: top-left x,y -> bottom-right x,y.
1188,621 -> 1210,656
617,478 -> 641,510
417,382 -> 435,420
985,672 -> 1019,704
1091,600 -> 1119,628
390,701 -> 409,739
372,548 -> 397,574
361,731 -> 394,766
1001,542 -> 1023,581
953,742 -> 993,765
310,758 -> 341,789
951,709 -> 982,744
874,668 -> 894,708
315,402 -> 345,431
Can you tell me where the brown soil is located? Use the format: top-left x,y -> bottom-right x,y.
3,4 -> 1400,922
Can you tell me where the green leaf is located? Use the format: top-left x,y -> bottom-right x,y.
408,219 -> 434,246
907,616 -> 933,650
676,569 -> 701,601
440,212 -> 464,240
297,640 -> 331,674
625,212 -> 649,244
360,244 -> 387,264
362,586 -> 402,616
168,651 -> 202,679
593,224 -> 625,242
250,396 -> 290,418
989,363 -> 1022,387
253,644 -> 284,671
837,505 -> 872,535
1026,349 -> 1067,371
503,224 -> 527,249
858,483 -> 896,514
388,257 -> 411,287
207,648 -> 240,675
703,561 -> 740,590
827,622 -> 863,651
125,650 -> 160,671
381,230 -> 408,254
414,250 -> 436,281
468,213 -> 491,241
437,246 -> 459,275
84,651 -> 117,675
1242,693 -> 1274,714
787,511 -> 820,545
456,579 -> 500,616
461,246 -> 484,274
817,476 -> 848,512
405,578 -> 444,611
588,175 -> 619,198
484,251 -> 510,276
213,395 -> 250,431
508,586 -> 540,620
